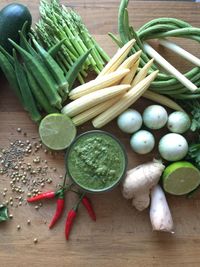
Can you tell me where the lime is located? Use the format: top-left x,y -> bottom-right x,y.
162,161 -> 200,195
39,114 -> 76,150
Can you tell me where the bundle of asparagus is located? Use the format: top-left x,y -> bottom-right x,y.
34,0 -> 110,84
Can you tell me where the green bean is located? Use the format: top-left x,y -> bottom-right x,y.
13,50 -> 41,122
138,24 -> 178,40
118,0 -> 129,44
108,33 -> 124,47
9,39 -> 62,109
138,18 -> 191,33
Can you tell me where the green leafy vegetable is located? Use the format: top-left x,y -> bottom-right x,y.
0,205 -> 9,223
187,142 -> 200,169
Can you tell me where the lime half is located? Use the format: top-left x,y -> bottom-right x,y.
39,114 -> 76,150
162,161 -> 200,195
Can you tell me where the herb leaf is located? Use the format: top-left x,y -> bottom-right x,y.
0,205 -> 9,222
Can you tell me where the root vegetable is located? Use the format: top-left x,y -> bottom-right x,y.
122,160 -> 165,211
150,185 -> 174,233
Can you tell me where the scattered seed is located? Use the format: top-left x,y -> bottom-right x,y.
9,214 -> 13,219
27,219 -> 31,225
17,128 -> 21,132
17,225 -> 21,230
33,238 -> 38,244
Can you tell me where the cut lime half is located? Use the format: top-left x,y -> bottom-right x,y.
39,114 -> 76,150
162,161 -> 200,195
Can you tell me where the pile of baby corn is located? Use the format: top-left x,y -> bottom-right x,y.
61,39 -> 171,128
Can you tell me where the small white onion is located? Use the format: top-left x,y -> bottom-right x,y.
130,130 -> 155,154
143,105 -> 168,129
167,111 -> 191,133
117,109 -> 142,134
159,133 -> 188,161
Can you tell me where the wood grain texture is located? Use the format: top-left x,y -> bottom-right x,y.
0,1 -> 200,267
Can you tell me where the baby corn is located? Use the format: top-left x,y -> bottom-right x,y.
121,59 -> 140,84
62,84 -> 131,117
72,96 -> 122,126
118,50 -> 142,70
92,71 -> 159,128
69,68 -> 130,100
97,39 -> 135,77
131,58 -> 154,86
143,90 -> 184,112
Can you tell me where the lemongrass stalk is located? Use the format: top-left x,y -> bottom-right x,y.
92,71 -> 159,128
143,42 -> 197,92
159,38 -> 200,67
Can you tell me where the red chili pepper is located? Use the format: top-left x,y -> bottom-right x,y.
82,196 -> 96,221
65,208 -> 77,240
65,193 -> 84,240
49,191 -> 65,229
27,191 -> 56,202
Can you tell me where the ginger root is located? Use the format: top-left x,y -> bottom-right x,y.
122,160 -> 165,211
150,185 -> 174,233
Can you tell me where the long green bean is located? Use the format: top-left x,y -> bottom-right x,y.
115,0 -> 200,101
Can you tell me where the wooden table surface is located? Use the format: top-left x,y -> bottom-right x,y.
0,1 -> 200,266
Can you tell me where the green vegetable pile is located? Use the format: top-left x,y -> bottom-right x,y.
0,25 -> 89,122
111,0 -> 200,100
34,0 -> 110,84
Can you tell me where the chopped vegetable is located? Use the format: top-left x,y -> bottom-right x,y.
150,185 -> 174,233
159,133 -> 188,161
130,130 -> 155,155
117,109 -> 142,134
143,105 -> 168,130
122,160 -> 165,211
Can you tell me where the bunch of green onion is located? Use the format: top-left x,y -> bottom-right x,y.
34,0 -> 110,84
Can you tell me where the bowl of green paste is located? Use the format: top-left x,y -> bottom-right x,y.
65,130 -> 127,193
